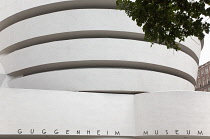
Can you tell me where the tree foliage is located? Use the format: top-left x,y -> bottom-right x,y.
116,0 -> 210,50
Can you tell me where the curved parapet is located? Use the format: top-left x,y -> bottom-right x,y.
9,69 -> 195,92
0,0 -> 116,31
0,9 -> 201,63
2,39 -> 197,85
0,1 -> 202,92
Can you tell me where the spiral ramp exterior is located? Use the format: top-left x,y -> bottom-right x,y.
0,0 -> 209,139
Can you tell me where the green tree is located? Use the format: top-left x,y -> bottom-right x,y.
116,0 -> 210,50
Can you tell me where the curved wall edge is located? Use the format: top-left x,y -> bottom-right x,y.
6,61 -> 196,86
0,9 -> 201,64
8,69 -> 195,92
0,0 -> 116,31
1,39 -> 198,85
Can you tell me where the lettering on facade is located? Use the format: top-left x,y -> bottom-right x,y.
140,130 -> 204,136
155,130 -> 158,135
17,129 -> 205,136
66,130 -> 70,134
198,131 -> 203,135
17,129 -> 121,136
165,130 -> 168,135
143,131 -> 148,135
187,130 -> 190,135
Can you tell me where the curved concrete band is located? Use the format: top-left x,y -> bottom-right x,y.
9,69 -> 195,92
0,0 -> 116,31
2,39 -> 197,85
0,9 -> 201,63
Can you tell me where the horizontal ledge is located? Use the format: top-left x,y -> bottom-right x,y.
79,90 -> 146,94
0,0 -> 116,32
0,30 -> 199,64
9,60 -> 196,85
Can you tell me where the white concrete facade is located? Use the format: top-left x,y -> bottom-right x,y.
0,0 -> 208,139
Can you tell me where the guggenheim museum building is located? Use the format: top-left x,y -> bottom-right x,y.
0,0 -> 209,139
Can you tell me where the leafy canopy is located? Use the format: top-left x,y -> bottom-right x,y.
116,0 -> 210,50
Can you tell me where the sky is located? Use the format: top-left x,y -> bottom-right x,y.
199,2 -> 210,65
199,34 -> 210,65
